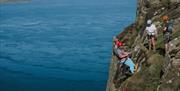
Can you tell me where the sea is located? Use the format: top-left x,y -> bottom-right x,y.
0,0 -> 136,91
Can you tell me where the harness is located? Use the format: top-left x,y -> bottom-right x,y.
147,31 -> 155,36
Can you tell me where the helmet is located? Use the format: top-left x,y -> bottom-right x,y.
162,15 -> 169,21
147,20 -> 152,25
115,40 -> 123,47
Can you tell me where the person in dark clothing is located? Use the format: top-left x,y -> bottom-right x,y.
162,16 -> 174,54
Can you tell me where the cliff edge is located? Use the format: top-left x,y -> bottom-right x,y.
106,0 -> 180,91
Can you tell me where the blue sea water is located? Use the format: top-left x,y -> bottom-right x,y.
0,0 -> 136,91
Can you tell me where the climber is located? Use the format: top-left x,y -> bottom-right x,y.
119,57 -> 135,74
113,56 -> 135,87
113,36 -> 131,59
113,36 -> 124,58
113,37 -> 135,87
145,19 -> 157,51
113,36 -> 135,73
162,15 -> 174,54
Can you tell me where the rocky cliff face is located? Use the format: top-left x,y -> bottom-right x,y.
106,0 -> 180,91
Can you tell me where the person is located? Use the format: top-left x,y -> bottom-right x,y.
113,37 -> 135,73
113,36 -> 124,58
113,37 -> 135,87
145,19 -> 157,51
162,16 -> 174,54
119,58 -> 135,74
118,46 -> 135,74
113,36 -> 131,58
113,56 -> 135,88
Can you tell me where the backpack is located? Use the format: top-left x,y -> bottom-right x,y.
167,20 -> 173,33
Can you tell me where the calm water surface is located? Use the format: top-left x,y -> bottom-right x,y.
0,0 -> 136,91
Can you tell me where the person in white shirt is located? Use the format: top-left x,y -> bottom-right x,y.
145,19 -> 157,51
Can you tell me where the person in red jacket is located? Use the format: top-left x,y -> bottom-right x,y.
113,36 -> 131,60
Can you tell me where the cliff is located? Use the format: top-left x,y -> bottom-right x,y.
106,0 -> 180,91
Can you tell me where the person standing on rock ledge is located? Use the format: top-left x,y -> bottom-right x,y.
145,19 -> 157,51
162,15 -> 174,54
